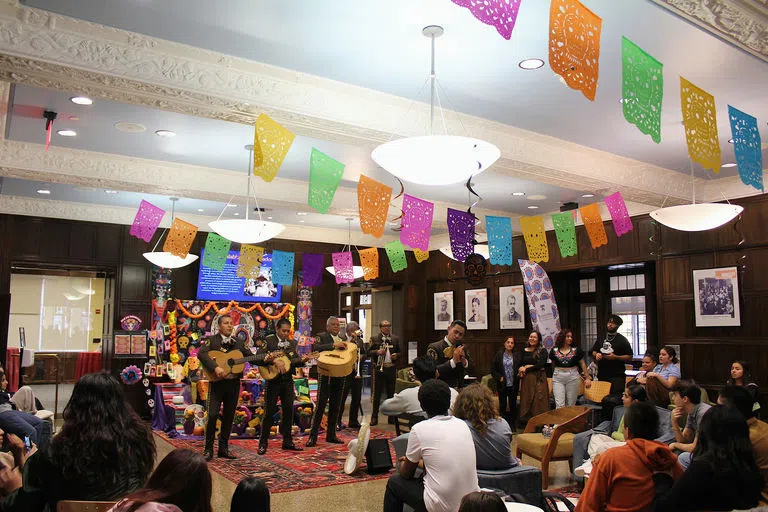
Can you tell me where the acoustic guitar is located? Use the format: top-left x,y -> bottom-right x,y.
317,341 -> 358,377
258,351 -> 319,381
201,349 -> 261,381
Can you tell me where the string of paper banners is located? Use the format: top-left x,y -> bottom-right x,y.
129,0 -> 763,284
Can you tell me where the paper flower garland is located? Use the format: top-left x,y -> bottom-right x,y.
120,365 -> 143,385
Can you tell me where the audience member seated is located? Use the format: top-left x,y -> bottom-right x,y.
1,372 -> 156,511
452,383 -> 518,471
230,476 -> 270,512
726,360 -> 760,416
717,385 -> 768,506
458,491 -> 506,512
654,404 -> 762,511
643,346 -> 680,407
380,357 -> 458,418
573,384 -> 650,479
383,379 -> 479,512
0,371 -> 46,448
630,352 -> 658,387
575,402 -> 683,512
669,380 -> 710,470
109,448 -> 212,512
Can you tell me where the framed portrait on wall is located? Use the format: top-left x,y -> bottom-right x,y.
499,285 -> 525,330
465,288 -> 488,330
434,291 -> 454,331
693,267 -> 741,327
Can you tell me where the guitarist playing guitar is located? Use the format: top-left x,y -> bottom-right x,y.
306,316 -> 347,447
199,314 -> 244,462
256,318 -> 309,454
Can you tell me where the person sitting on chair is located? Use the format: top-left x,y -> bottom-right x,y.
380,357 -> 458,418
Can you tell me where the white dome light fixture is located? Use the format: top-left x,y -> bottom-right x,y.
142,197 -> 199,269
649,163 -> 743,232
371,26 -> 500,186
325,218 -> 365,280
209,145 -> 286,244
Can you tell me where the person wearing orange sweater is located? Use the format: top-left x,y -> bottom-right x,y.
575,401 -> 683,512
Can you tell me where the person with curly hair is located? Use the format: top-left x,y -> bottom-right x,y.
452,384 -> 518,471
109,449 -> 212,512
0,372 -> 156,511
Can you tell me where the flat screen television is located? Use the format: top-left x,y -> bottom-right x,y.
196,250 -> 282,303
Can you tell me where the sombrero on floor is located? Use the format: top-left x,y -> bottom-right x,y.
343,420 -> 371,475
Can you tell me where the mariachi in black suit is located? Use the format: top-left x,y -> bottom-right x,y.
254,334 -> 304,450
490,348 -> 521,427
338,333 -> 366,428
368,332 -> 401,423
426,338 -> 474,389
307,332 -> 344,443
198,333 -> 248,455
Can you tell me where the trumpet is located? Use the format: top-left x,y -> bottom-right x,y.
443,343 -> 467,360
377,337 -> 393,371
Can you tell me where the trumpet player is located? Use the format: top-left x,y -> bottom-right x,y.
369,320 -> 401,426
338,321 -> 365,430
426,320 -> 474,389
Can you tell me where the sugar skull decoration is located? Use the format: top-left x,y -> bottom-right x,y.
120,315 -> 142,332
464,253 -> 488,286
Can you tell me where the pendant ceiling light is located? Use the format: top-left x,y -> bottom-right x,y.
649,164 -> 743,231
209,145 -> 286,243
325,218 -> 365,279
142,197 -> 199,269
371,26 -> 500,186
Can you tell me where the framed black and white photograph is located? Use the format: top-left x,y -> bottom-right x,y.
434,291 -> 454,330
465,288 -> 488,330
693,267 -> 740,327
499,285 -> 525,330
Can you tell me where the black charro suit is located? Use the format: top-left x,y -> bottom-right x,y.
254,334 -> 304,449
307,332 -> 344,443
426,338 -> 474,389
369,332 -> 402,423
338,333 -> 366,428
198,333 -> 248,455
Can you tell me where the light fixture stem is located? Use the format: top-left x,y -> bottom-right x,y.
429,33 -> 436,136
151,197 -> 177,253
246,148 -> 253,220
690,161 -> 695,205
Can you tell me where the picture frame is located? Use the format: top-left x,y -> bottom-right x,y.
465,288 -> 488,330
693,267 -> 741,327
114,334 -> 131,355
130,333 -> 147,355
499,285 -> 525,330
433,291 -> 454,331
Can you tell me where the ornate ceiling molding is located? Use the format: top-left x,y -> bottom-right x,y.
0,1 -> 698,207
649,0 -> 768,63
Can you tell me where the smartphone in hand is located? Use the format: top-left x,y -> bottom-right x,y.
23,436 -> 30,453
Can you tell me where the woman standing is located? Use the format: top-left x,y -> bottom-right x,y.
645,346 -> 681,407
517,331 -> 550,424
490,336 -> 519,428
549,330 -> 591,408
726,360 -> 760,414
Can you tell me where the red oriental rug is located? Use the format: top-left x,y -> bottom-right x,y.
154,429 -> 397,493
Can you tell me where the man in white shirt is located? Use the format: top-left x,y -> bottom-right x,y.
380,356 -> 458,418
383,379 -> 479,512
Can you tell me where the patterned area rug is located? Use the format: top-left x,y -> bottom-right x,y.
154,429 -> 397,493
551,484 -> 581,499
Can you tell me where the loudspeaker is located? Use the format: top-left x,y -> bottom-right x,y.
365,438 -> 393,474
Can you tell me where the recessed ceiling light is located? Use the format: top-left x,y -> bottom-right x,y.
528,194 -> 547,200
582,193 -> 595,198
36,189 -> 51,195
299,220 -> 305,223
105,190 -> 118,194
511,192 -> 526,196
728,138 -> 734,144
296,212 -> 308,216
721,163 -> 738,168
68,116 -> 79,121
267,216 -> 273,220
114,122 -> 146,133
57,129 -> 77,137
234,212 -> 240,216
70,96 -> 93,105
518,58 -> 544,70
197,208 -> 204,212
226,203 -> 237,208
527,205 -> 539,209
155,130 -> 176,138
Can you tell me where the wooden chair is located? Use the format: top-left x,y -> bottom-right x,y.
583,380 -> 612,404
57,501 -> 119,512
515,405 -> 591,489
393,412 -> 426,436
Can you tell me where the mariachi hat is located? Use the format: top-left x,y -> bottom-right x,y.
343,420 -> 371,475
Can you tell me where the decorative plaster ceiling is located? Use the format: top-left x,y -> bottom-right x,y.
0,0 -> 763,245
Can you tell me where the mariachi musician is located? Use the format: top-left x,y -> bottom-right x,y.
426,320 -> 474,389
306,317 -> 346,447
198,314 -> 245,461
254,318 -> 310,455
368,319 -> 401,426
338,320 -> 366,430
